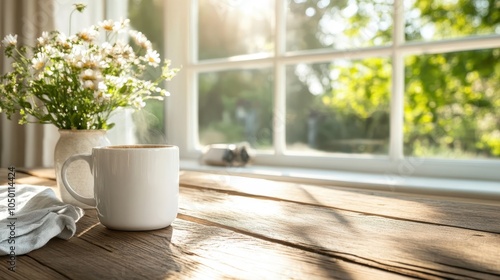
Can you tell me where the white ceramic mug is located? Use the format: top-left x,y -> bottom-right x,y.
61,145 -> 179,231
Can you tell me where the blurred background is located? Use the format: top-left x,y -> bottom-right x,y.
128,0 -> 499,160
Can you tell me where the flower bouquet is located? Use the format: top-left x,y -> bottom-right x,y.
0,4 -> 179,130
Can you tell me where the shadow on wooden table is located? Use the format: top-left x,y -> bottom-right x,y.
391,233 -> 500,279
26,211 -> 181,279
178,172 -> 500,279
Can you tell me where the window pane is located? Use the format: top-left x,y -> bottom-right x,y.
128,0 -> 166,143
404,49 -> 500,159
198,69 -> 274,149
405,0 -> 500,41
286,0 -> 393,52
198,0 -> 275,60
286,59 -> 391,154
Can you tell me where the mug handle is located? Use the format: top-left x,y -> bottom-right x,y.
61,154 -> 96,207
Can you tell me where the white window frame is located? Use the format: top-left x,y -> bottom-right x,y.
164,0 -> 500,183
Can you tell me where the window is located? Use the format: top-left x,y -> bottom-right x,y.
163,0 -> 500,182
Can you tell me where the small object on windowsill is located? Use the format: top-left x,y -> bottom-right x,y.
200,142 -> 255,167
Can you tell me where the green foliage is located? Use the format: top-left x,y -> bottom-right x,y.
407,0 -> 499,41
402,0 -> 499,158
404,49 -> 500,158
325,58 -> 391,119
198,69 -> 274,148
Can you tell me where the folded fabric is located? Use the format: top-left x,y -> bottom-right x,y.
0,184 -> 84,256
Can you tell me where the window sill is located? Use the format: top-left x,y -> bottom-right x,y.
180,159 -> 500,203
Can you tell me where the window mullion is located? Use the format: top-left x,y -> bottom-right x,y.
400,34 -> 500,55
189,0 -> 200,152
389,0 -> 405,162
165,0 -> 194,155
273,0 -> 287,155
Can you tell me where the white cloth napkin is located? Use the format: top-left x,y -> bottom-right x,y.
0,184 -> 84,256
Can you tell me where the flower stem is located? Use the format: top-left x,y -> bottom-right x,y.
69,9 -> 75,35
69,4 -> 87,34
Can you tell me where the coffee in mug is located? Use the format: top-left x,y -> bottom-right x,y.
61,145 -> 179,231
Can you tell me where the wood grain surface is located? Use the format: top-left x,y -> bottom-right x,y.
0,168 -> 499,279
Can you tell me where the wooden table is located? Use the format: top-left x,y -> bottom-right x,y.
1,168 -> 500,279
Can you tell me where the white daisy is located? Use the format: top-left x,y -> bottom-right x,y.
129,30 -> 152,49
83,80 -> 96,90
57,32 -> 67,43
99,19 -> 116,32
83,80 -> 97,90
55,33 -> 73,49
2,34 -> 17,47
94,82 -> 111,102
132,96 -> 146,109
77,28 -> 99,42
144,49 -> 160,67
80,69 -> 102,89
117,18 -> 130,31
121,45 -> 135,60
82,54 -> 103,69
98,81 -> 108,92
66,48 -> 85,68
112,76 -> 130,88
37,31 -> 50,46
80,69 -> 96,81
32,53 -> 48,71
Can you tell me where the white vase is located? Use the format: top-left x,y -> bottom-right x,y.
54,129 -> 110,209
